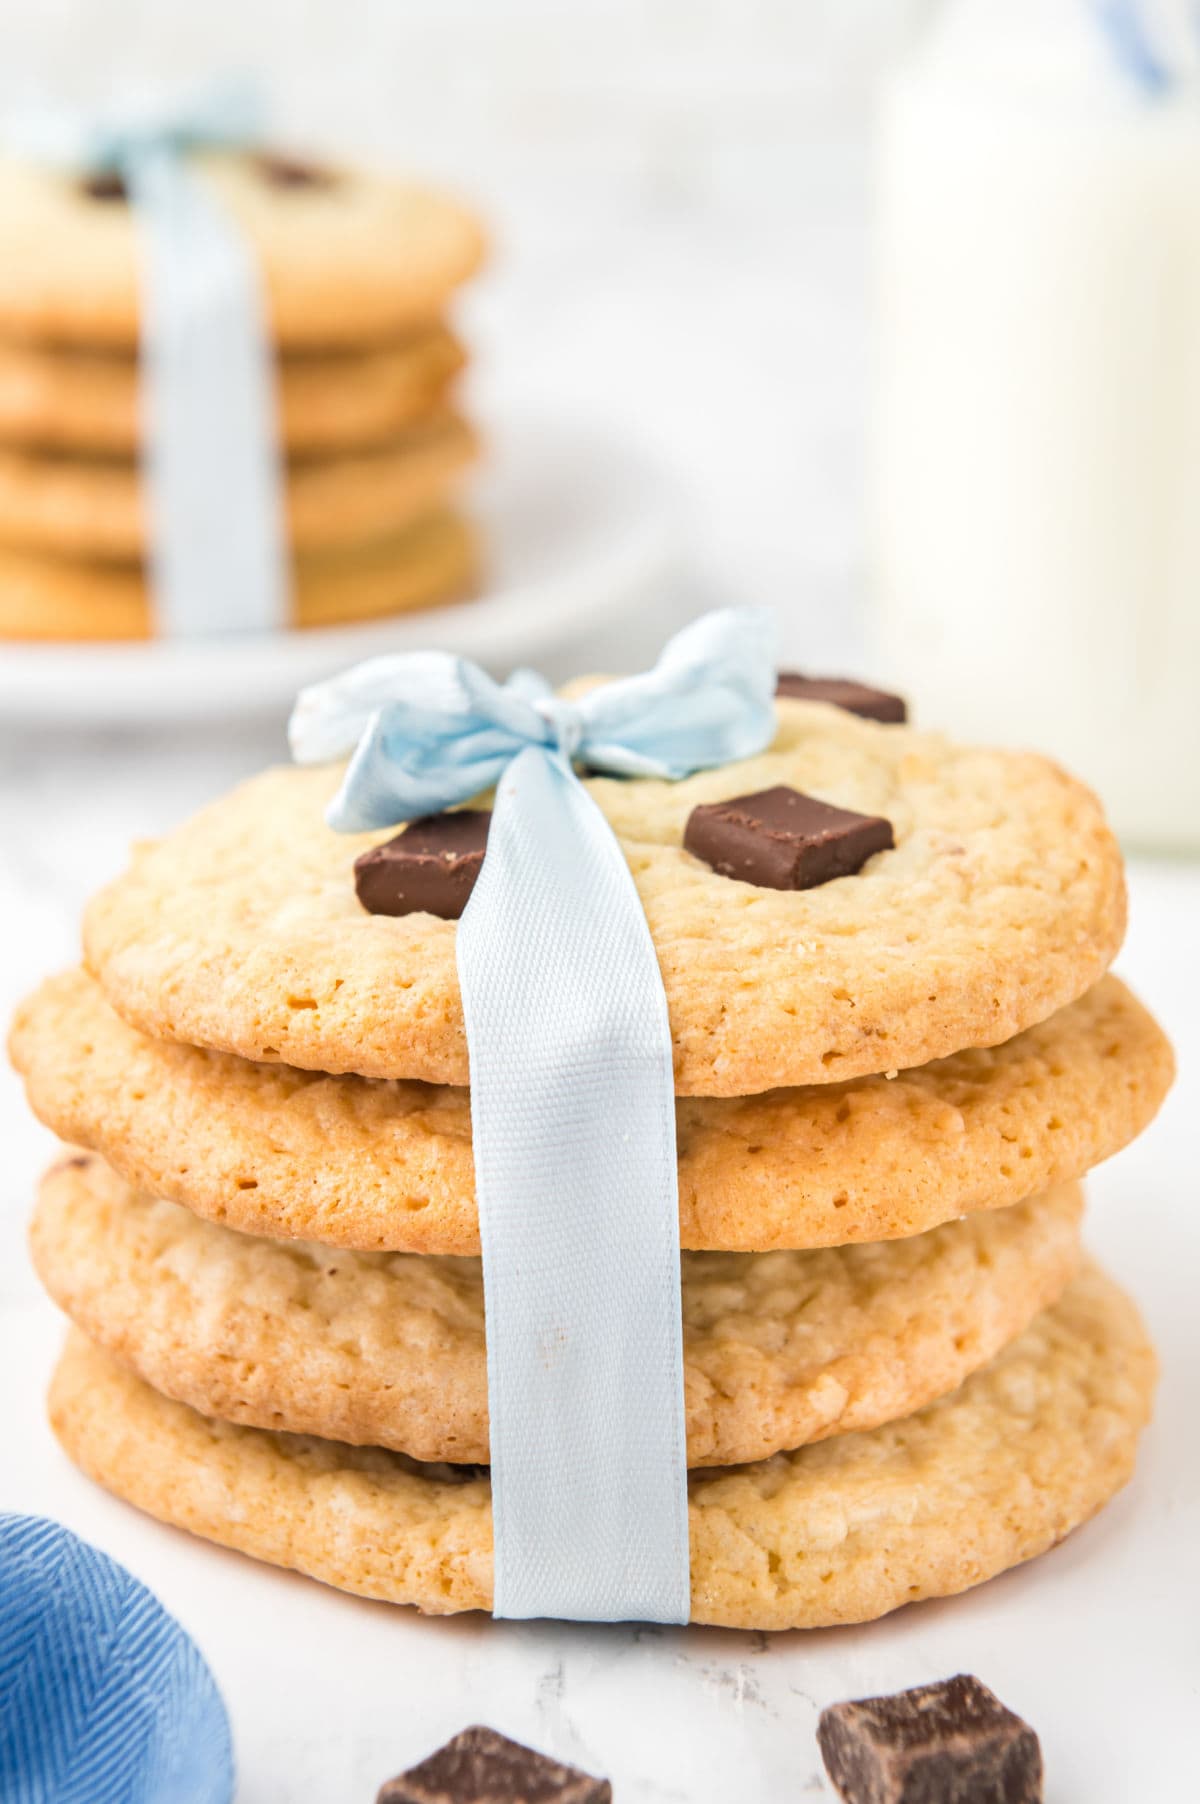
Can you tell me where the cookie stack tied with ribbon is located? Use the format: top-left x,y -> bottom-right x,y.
10,613 -> 1174,1629
0,87 -> 484,640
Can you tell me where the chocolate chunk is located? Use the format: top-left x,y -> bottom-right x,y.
81,171 -> 127,202
777,672 -> 907,723
354,810 -> 490,920
377,1725 -> 611,1804
684,785 -> 893,891
818,1675 -> 1043,1804
254,151 -> 339,190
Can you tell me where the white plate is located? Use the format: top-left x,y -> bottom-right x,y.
0,414 -> 682,724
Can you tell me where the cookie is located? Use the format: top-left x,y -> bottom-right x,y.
0,411 -> 477,559
48,1264 -> 1156,1630
30,1152 -> 1084,1467
11,970 -> 1171,1252
0,153 -> 485,348
0,325 -> 465,455
0,510 -> 478,641
82,704 -> 1126,1095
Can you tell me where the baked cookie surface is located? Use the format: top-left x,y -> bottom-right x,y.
31,1152 -> 1084,1467
49,1264 -> 1156,1630
82,703 -> 1126,1095
0,325 -> 464,456
0,153 -> 485,348
11,969 -> 1171,1251
0,412 -> 477,559
0,511 -> 478,641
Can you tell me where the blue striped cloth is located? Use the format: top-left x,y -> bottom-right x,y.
0,1515 -> 234,1804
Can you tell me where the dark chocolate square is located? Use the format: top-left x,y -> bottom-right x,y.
354,810 -> 491,921
776,672 -> 907,723
818,1674 -> 1043,1804
253,151 -> 340,190
683,785 -> 893,891
377,1724 -> 611,1803
81,171 -> 128,202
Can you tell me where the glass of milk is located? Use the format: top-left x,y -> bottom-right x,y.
873,0 -> 1200,850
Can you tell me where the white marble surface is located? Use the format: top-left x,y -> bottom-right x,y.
0,712 -> 1196,1802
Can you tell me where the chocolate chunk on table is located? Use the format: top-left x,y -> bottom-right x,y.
377,1724 -> 611,1803
818,1674 -> 1042,1804
684,785 -> 893,891
776,672 -> 907,723
354,810 -> 491,921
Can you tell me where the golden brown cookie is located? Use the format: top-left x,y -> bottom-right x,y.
10,969 -> 1171,1252
0,152 -> 485,348
0,326 -> 465,455
48,1264 -> 1156,1629
0,510 -> 479,641
30,1152 -> 1084,1466
82,703 -> 1126,1095
0,411 -> 477,559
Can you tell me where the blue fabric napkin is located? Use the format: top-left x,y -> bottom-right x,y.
0,1514 -> 234,1804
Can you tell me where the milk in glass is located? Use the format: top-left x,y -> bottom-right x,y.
874,0 -> 1200,848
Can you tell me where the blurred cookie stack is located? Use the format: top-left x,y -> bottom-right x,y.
8,678 -> 1175,1627
0,150 -> 485,639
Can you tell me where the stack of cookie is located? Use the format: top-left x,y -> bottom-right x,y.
0,150 -> 485,639
9,677 -> 1173,1629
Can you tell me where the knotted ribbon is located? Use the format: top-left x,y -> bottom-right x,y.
0,1514 -> 234,1803
7,83 -> 287,637
291,609 -> 776,1621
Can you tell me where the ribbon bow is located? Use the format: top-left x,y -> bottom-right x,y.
290,606 -> 777,827
291,608 -> 776,1625
6,79 -> 262,176
6,80 -> 286,639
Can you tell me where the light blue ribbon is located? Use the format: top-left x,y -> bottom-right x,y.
292,610 -> 777,829
291,609 -> 776,1621
7,83 -> 287,638
1090,0 -> 1200,91
0,1514 -> 234,1804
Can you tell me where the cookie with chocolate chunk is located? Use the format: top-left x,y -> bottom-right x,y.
29,1152 -> 1085,1467
82,703 -> 1126,1095
0,151 -> 485,347
47,1264 -> 1157,1629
